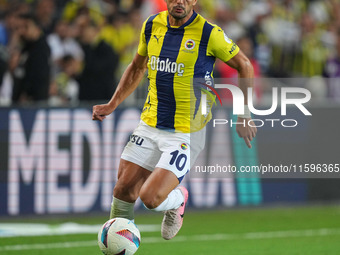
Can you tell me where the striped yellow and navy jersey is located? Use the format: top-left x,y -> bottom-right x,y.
138,11 -> 239,133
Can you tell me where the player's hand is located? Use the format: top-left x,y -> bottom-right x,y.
236,117 -> 257,149
92,104 -> 114,121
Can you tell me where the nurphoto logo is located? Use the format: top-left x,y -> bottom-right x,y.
200,83 -> 312,128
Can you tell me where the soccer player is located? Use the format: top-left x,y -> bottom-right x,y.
92,0 -> 257,240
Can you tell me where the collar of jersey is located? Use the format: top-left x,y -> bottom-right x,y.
166,10 -> 198,29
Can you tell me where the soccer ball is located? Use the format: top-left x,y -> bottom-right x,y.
98,218 -> 141,255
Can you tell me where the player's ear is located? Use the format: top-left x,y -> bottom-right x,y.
192,0 -> 198,7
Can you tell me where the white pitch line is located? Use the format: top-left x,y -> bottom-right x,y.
0,223 -> 160,238
1,228 -> 340,251
0,241 -> 99,251
142,228 -> 340,244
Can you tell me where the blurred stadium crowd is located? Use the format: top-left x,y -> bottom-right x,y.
0,0 -> 339,106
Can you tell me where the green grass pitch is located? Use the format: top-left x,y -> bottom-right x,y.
1,205 -> 340,255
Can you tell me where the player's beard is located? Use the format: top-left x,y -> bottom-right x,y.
169,5 -> 188,20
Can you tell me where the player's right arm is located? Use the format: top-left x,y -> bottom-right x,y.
92,53 -> 148,121
93,17 -> 149,121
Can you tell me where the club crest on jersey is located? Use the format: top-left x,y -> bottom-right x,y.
185,39 -> 195,50
180,143 -> 188,150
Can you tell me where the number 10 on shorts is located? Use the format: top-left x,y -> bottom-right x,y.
169,150 -> 188,171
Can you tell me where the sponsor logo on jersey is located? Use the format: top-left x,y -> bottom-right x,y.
153,35 -> 162,43
229,42 -> 237,54
184,39 -> 195,50
205,71 -> 213,86
150,56 -> 185,76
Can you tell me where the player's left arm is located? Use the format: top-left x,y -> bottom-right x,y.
207,27 -> 257,148
226,51 -> 257,149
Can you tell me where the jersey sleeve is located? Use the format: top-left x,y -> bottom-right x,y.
207,26 -> 239,62
137,20 -> 148,57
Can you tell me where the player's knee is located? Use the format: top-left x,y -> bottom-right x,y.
141,196 -> 161,210
113,182 -> 138,202
140,190 -> 163,210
